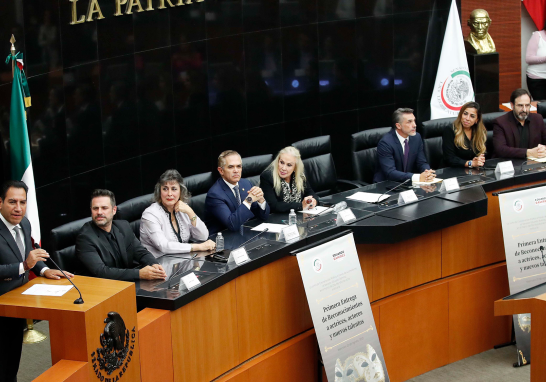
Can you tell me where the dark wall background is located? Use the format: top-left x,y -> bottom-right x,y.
0,0 -> 459,248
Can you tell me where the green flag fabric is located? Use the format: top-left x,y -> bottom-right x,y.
6,52 -> 41,243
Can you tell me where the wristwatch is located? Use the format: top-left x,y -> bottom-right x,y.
468,160 -> 472,168
190,215 -> 197,222
245,196 -> 253,203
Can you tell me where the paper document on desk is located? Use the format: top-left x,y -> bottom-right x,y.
347,192 -> 389,203
412,177 -> 443,185
251,223 -> 287,233
527,157 -> 546,163
23,284 -> 73,296
502,102 -> 537,111
298,206 -> 331,215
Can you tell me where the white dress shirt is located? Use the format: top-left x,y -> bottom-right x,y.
394,130 -> 421,183
140,202 -> 210,258
0,214 -> 48,276
223,179 -> 267,210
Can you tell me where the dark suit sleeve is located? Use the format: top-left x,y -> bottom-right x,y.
76,232 -> 140,282
376,139 -> 413,182
540,118 -> 546,145
251,199 -> 270,221
207,194 -> 256,232
0,262 -> 20,279
260,172 -> 305,213
493,121 -> 527,159
130,234 -> 158,268
442,127 -> 467,167
415,137 -> 431,172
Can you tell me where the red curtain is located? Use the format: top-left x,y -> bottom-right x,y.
523,0 -> 546,31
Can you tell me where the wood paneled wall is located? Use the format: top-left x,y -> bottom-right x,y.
461,0 -> 521,101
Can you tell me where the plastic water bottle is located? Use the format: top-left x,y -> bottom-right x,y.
333,201 -> 347,213
289,209 -> 297,225
215,232 -> 224,252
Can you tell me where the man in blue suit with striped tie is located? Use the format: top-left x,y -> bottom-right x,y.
373,108 -> 436,183
205,150 -> 270,235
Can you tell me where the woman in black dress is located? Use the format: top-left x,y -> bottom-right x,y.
260,146 -> 319,213
442,101 -> 487,168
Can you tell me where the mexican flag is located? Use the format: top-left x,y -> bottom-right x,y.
430,0 -> 474,119
7,52 -> 40,244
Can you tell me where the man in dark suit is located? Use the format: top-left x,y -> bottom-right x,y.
0,180 -> 73,382
493,88 -> 546,159
76,189 -> 166,282
205,150 -> 270,235
373,108 -> 435,183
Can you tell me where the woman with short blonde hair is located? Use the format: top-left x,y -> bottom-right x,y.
260,146 -> 319,213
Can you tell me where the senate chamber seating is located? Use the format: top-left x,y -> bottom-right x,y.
420,117 -> 454,170
350,127 -> 391,185
241,154 -> 273,187
292,135 -> 360,197
49,217 -> 92,275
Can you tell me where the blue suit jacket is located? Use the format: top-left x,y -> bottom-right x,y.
205,178 -> 270,235
373,129 -> 430,183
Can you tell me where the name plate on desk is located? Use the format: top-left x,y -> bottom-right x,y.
495,161 -> 515,174
279,225 -> 300,242
439,177 -> 460,192
398,190 -> 418,205
181,273 -> 201,290
337,208 -> 356,224
229,247 -> 251,265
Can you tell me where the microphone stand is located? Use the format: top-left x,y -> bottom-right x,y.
34,243 -> 84,304
372,179 -> 411,204
235,228 -> 270,249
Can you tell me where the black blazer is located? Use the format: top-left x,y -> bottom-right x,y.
373,129 -> 430,183
0,217 -> 45,296
260,169 -> 319,213
76,220 -> 158,281
442,126 -> 481,167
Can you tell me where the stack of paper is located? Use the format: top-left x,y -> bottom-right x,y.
413,178 -> 443,185
527,157 -> 546,163
23,284 -> 73,296
347,192 -> 389,203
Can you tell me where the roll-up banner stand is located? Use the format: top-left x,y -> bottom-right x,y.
498,183 -> 546,366
292,230 -> 389,382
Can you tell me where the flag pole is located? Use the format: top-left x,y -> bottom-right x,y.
10,34 -> 15,78
8,33 -> 48,345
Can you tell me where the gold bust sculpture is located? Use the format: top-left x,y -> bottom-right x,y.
465,9 -> 496,54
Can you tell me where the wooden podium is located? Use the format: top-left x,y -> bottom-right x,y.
495,292 -> 546,381
0,276 -> 140,382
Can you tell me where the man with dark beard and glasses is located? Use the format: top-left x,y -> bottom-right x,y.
493,88 -> 546,159
76,189 -> 166,281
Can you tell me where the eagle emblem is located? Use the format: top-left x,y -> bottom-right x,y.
95,312 -> 130,375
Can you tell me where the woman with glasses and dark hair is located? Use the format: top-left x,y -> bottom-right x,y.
140,169 -> 215,258
442,101 -> 487,168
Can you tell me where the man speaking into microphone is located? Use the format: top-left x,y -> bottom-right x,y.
0,180 -> 74,382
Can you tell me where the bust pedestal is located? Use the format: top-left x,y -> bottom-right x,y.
466,51 -> 499,113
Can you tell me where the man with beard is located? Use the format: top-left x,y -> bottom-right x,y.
76,189 -> 166,281
493,88 -> 546,159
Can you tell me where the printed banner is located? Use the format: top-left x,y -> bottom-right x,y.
296,232 -> 389,382
498,185 -> 546,366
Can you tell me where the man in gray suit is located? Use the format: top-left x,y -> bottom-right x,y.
0,180 -> 73,382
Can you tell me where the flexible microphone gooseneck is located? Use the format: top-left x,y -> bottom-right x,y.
235,228 -> 270,249
373,179 -> 411,204
34,243 -> 84,304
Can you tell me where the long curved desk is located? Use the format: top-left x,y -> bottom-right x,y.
135,159 -> 546,382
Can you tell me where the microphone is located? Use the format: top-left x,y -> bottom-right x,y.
34,243 -> 84,304
372,179 -> 411,204
235,228 -> 270,249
